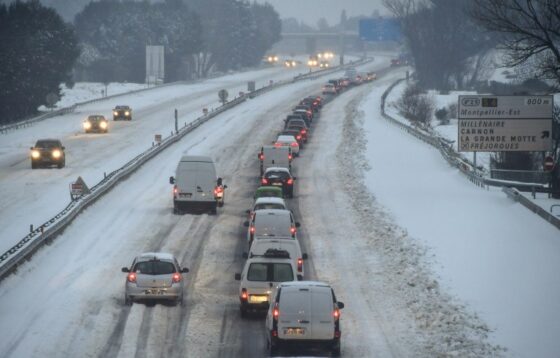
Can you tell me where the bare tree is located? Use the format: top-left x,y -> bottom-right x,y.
471,0 -> 560,85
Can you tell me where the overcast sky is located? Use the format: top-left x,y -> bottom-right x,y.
255,0 -> 388,27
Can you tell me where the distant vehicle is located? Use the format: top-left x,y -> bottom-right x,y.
284,59 -> 297,67
245,208 -> 300,244
293,108 -> 313,124
247,197 -> 289,216
328,79 -> 341,92
261,167 -> 297,197
300,96 -> 321,112
286,113 -> 310,127
265,281 -> 345,356
322,83 -> 337,95
280,129 -> 305,148
113,105 -> 132,121
259,145 -> 292,176
30,139 -> 65,169
265,55 -> 279,64
169,156 -> 226,214
121,252 -> 189,306
319,61 -> 330,68
366,72 -> 377,81
254,186 -> 284,200
275,135 -> 300,156
391,58 -> 403,67
344,67 -> 357,80
293,104 -> 314,120
235,249 -> 299,317
83,114 -> 108,133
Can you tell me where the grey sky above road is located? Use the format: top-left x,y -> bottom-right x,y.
255,0 -> 388,27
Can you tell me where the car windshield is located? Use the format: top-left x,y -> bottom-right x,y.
36,141 -> 59,148
247,263 -> 294,282
266,171 -> 290,179
254,203 -> 285,210
133,260 -> 176,275
88,116 -> 104,121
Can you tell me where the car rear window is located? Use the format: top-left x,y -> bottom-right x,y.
247,263 -> 294,282
266,171 -> 290,179
254,203 -> 285,210
133,260 -> 176,275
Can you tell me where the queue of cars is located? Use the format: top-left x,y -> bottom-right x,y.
322,67 -> 377,95
29,105 -> 133,169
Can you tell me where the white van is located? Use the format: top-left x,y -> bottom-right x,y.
265,281 -> 345,356
169,156 -> 225,214
246,239 -> 307,276
244,209 -> 300,245
259,145 -> 292,176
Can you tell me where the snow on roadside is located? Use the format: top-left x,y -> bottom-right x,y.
335,78 -> 504,357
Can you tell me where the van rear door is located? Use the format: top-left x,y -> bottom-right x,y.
278,287 -> 312,340
310,287 -> 335,340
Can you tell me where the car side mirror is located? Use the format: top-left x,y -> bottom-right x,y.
121,267 -> 129,273
337,301 -> 345,309
235,273 -> 241,281
223,185 -> 228,189
295,222 -> 301,228
242,252 -> 248,259
297,274 -> 303,281
169,176 -> 175,184
244,221 -> 249,227
181,267 -> 189,273
302,253 -> 308,260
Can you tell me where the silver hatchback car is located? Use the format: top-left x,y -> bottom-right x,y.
121,252 -> 189,305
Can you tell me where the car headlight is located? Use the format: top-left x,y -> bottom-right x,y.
52,150 -> 61,159
83,121 -> 91,129
125,111 -> 130,116
31,150 -> 40,159
113,111 -> 118,116
100,121 -> 107,129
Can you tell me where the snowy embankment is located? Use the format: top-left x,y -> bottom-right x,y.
360,76 -> 560,357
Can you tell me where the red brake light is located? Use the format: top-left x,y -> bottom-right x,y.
250,226 -> 255,234
214,186 -> 223,195
287,178 -> 293,185
290,226 -> 296,234
333,308 -> 340,320
241,288 -> 248,301
288,154 -> 293,160
173,185 -> 178,196
172,273 -> 182,283
297,258 -> 303,272
262,178 -> 268,184
290,142 -> 298,147
259,153 -> 264,161
127,272 -> 136,283
274,142 -> 282,147
296,135 -> 301,140
301,129 -> 307,134
273,303 -> 280,319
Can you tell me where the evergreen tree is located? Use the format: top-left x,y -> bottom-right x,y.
0,0 -> 79,124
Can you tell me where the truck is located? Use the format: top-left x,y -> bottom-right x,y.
258,145 -> 292,176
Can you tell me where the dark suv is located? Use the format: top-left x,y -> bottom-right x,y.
113,105 -> 132,121
30,139 -> 66,169
261,167 -> 296,198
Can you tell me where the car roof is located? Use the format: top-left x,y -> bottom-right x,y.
254,197 -> 286,205
179,155 -> 213,163
278,281 -> 332,289
137,252 -> 175,262
277,135 -> 297,142
35,139 -> 62,145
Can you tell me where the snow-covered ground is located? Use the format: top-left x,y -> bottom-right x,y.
362,72 -> 560,357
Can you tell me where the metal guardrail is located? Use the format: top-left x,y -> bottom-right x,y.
0,57 -> 372,281
380,78 -> 560,230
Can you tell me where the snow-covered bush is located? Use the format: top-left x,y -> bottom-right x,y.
435,107 -> 449,125
396,84 -> 435,127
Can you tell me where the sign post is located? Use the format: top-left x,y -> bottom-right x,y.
458,95 -> 553,153
69,176 -> 90,201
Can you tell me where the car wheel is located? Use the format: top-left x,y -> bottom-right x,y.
31,162 -> 37,169
332,344 -> 341,357
269,336 -> 279,356
210,206 -> 217,215
58,162 -> 64,169
125,295 -> 132,306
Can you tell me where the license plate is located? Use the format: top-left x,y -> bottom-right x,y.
179,193 -> 192,198
272,183 -> 282,186
145,289 -> 165,295
249,295 -> 268,303
284,328 -> 305,335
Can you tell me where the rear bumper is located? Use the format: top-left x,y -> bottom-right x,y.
125,285 -> 182,301
273,336 -> 340,349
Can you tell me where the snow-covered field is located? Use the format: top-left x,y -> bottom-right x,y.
363,72 -> 560,357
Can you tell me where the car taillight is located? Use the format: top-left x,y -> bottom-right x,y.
261,178 -> 268,185
297,258 -> 303,272
290,142 -> 298,147
301,129 -> 307,134
287,178 -> 293,185
273,303 -> 280,320
241,288 -> 248,301
296,135 -> 301,140
333,308 -> 340,320
214,186 -> 223,195
274,142 -> 282,147
173,185 -> 178,197
290,226 -> 296,235
250,225 -> 255,234
259,153 -> 264,161
288,154 -> 292,160
127,273 -> 136,283
172,273 -> 182,283
307,110 -> 312,115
